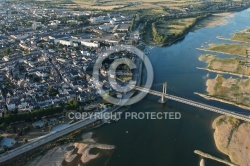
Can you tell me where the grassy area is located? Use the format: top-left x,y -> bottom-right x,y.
153,18 -> 197,44
208,44 -> 249,56
207,74 -> 250,107
148,15 -> 208,45
71,0 -> 199,12
199,54 -> 250,76
70,0 -> 246,11
231,31 -> 250,42
156,18 -> 196,36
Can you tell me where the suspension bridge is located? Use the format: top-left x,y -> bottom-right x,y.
135,83 -> 250,123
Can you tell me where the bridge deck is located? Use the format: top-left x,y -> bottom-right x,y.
135,86 -> 250,122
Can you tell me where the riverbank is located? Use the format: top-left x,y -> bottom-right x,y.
195,73 -> 250,110
142,10 -> 240,46
216,36 -> 250,44
212,116 -> 250,166
27,132 -> 115,166
143,15 -> 210,46
195,92 -> 250,110
197,12 -> 234,28
196,67 -> 250,78
196,44 -> 246,57
198,54 -> 250,77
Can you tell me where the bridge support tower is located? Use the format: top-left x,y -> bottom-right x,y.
159,82 -> 167,103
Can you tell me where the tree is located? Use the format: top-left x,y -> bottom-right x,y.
132,40 -> 137,45
43,121 -> 48,127
23,138 -> 28,144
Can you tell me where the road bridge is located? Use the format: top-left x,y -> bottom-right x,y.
135,85 -> 250,122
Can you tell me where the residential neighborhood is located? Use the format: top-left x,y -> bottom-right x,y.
0,1 -> 139,115
0,0 -> 141,156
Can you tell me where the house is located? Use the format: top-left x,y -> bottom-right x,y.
99,23 -> 111,31
54,38 -> 72,46
90,16 -> 110,24
116,23 -> 130,32
81,40 -> 100,48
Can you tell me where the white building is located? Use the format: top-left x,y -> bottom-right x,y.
81,40 -> 100,48
54,39 -> 72,46
11,34 -> 29,40
36,71 -> 49,78
99,23 -> 111,31
49,20 -> 61,27
90,16 -> 110,24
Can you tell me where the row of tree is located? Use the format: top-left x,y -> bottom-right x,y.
152,22 -> 166,44
0,106 -> 63,131
151,14 -> 210,45
129,17 -> 136,32
0,98 -> 88,131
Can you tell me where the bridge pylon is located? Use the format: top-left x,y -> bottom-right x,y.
159,82 -> 167,104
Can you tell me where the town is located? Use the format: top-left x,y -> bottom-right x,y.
0,0 -> 141,154
1,0 -> 250,165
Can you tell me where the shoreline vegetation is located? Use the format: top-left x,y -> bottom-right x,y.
217,36 -> 250,44
197,27 -> 250,165
216,29 -> 250,43
140,11 -> 242,46
194,92 -> 250,110
198,54 -> 250,77
197,28 -> 250,110
196,67 -> 249,78
197,74 -> 250,110
197,44 -> 249,57
142,14 -> 210,46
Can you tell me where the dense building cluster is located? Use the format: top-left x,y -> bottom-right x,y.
0,1 -> 139,116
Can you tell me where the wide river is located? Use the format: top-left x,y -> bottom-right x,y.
83,8 -> 250,166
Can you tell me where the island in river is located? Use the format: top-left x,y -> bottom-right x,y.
196,53 -> 250,109
213,116 -> 250,166
197,28 -> 250,108
197,28 -> 250,166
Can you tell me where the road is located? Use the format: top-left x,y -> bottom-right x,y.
0,117 -> 97,163
0,101 -> 125,164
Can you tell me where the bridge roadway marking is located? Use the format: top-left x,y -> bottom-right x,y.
135,86 -> 250,123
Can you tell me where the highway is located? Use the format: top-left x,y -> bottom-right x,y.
135,86 -> 250,122
0,117 -> 97,163
0,102 -> 124,164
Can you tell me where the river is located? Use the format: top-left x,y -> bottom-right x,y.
79,8 -> 250,166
